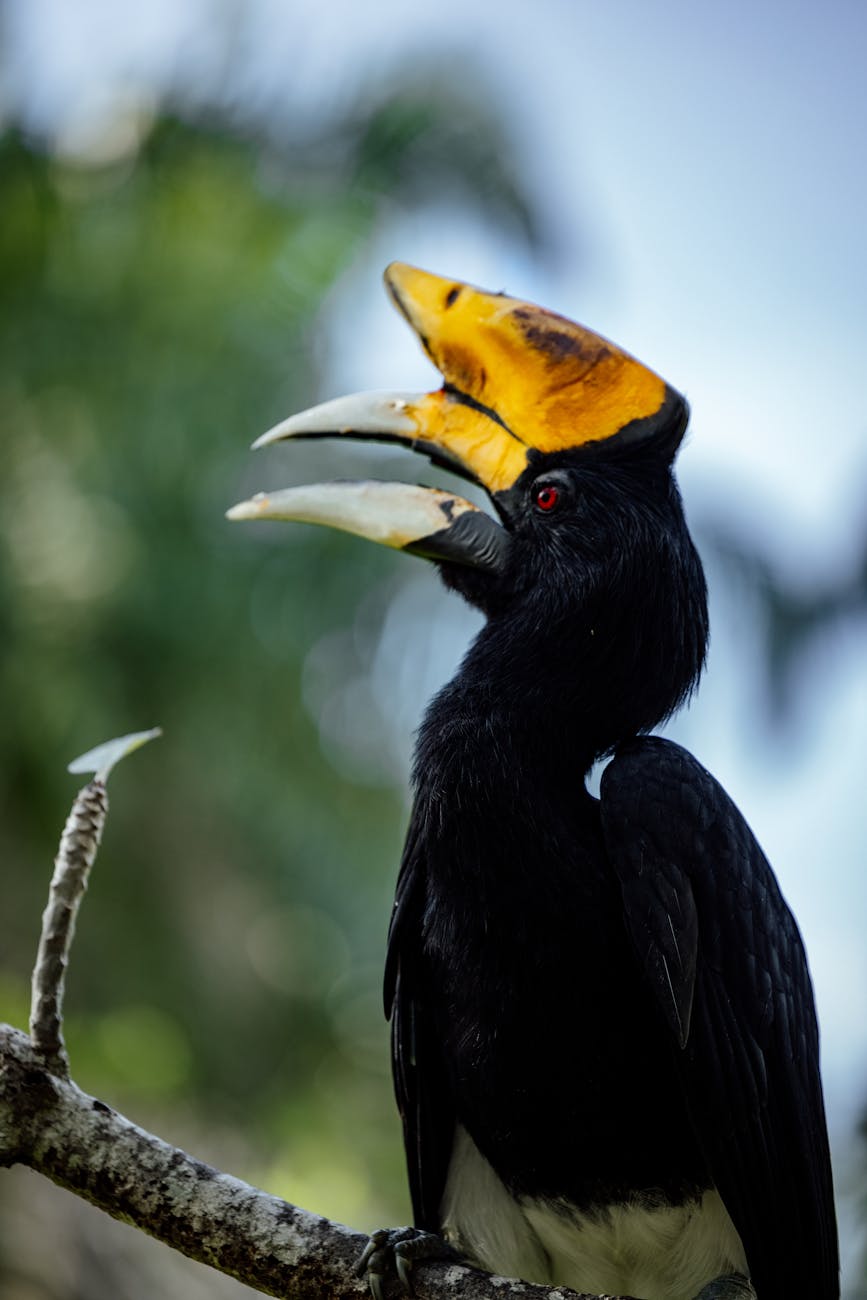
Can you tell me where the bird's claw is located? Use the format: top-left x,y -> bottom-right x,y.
356,1226 -> 449,1298
693,1274 -> 756,1300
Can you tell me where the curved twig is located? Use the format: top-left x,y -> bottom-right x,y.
29,779 -> 108,1074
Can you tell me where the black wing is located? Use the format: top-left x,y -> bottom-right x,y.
600,736 -> 838,1300
384,804 -> 455,1231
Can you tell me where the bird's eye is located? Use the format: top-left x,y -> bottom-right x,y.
533,484 -> 561,513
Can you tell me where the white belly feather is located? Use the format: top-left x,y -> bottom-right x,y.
440,1126 -> 749,1300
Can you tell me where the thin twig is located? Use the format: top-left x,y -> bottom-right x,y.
28,728 -> 160,1074
29,779 -> 109,1074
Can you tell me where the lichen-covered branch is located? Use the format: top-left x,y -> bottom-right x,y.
0,1023 -> 599,1300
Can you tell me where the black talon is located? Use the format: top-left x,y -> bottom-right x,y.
394,1247 -> 416,1296
356,1227 -> 451,1298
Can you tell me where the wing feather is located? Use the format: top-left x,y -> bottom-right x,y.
600,736 -> 838,1300
385,805 -> 455,1231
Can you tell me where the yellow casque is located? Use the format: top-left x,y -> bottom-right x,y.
382,262 -> 670,493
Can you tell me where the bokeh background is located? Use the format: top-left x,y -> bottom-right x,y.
2,0 -> 866,1296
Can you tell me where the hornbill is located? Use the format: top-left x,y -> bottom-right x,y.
229,265 -> 838,1300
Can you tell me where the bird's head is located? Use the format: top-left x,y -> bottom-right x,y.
229,264 -> 708,739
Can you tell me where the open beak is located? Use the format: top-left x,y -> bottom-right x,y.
227,262 -> 678,569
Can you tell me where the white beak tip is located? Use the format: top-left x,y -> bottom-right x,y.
251,426 -> 286,451
226,493 -> 269,521
249,391 -> 423,452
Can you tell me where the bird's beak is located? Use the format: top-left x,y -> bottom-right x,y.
227,263 -> 679,567
225,479 -> 509,571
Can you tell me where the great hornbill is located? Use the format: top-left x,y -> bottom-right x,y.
229,265 -> 838,1300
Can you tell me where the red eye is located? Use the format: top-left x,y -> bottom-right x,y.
534,484 -> 560,513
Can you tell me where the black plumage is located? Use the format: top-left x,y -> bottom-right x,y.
385,438 -> 838,1300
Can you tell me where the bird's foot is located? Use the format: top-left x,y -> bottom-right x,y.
356,1226 -> 453,1299
693,1274 -> 756,1300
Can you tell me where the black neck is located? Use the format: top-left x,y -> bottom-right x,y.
444,538 -> 706,774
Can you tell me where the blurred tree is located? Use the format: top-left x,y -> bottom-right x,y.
0,75 -> 542,1296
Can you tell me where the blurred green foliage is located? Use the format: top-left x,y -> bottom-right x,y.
0,79 -> 540,1279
